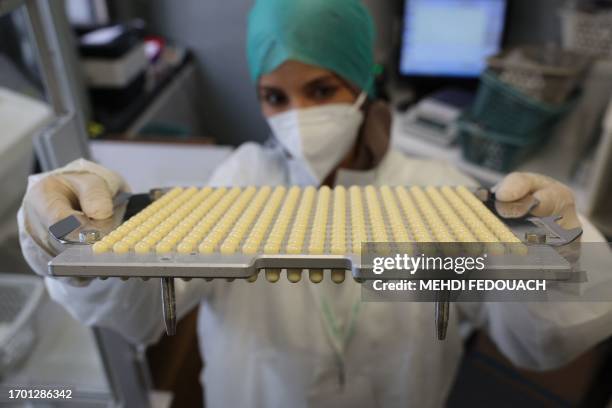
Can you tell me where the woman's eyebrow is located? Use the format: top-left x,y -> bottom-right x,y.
304,75 -> 338,86
301,75 -> 342,93
257,85 -> 283,93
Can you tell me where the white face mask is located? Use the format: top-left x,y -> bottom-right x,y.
267,92 -> 367,185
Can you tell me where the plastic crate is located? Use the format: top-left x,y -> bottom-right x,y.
487,46 -> 591,104
560,9 -> 612,58
471,71 -> 572,136
458,117 -> 549,173
0,275 -> 44,377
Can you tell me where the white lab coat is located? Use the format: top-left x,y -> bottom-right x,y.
17,143 -> 612,408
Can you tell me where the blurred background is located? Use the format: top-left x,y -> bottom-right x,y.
0,0 -> 611,407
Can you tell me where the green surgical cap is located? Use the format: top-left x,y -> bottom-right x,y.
247,0 -> 376,95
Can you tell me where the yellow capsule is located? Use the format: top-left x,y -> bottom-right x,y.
331,269 -> 345,284
309,269 -> 323,283
156,242 -> 173,254
220,243 -> 237,255
147,230 -> 163,241
308,245 -> 324,255
182,235 -> 200,245
286,245 -> 301,254
105,231 -> 122,243
263,244 -> 280,255
287,269 -> 302,283
330,245 -> 345,255
177,242 -> 195,254
141,236 -> 159,246
121,235 -> 139,246
265,269 -> 280,283
115,225 -> 130,235
113,241 -> 130,254
242,242 -> 258,254
134,242 -> 151,254
92,241 -> 109,254
198,242 -> 215,254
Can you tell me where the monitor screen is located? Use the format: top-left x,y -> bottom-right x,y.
399,0 -> 507,78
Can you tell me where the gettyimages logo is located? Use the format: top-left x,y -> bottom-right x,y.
372,253 -> 488,275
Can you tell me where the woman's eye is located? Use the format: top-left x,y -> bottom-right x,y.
312,85 -> 337,100
262,91 -> 288,106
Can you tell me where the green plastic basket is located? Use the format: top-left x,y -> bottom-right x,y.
471,71 -> 570,136
458,117 -> 550,172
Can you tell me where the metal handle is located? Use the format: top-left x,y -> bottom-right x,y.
161,277 -> 176,336
435,292 -> 450,341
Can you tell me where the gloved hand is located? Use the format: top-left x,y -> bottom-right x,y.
25,172 -> 114,230
18,159 -> 126,286
493,172 -> 580,230
21,159 -> 126,256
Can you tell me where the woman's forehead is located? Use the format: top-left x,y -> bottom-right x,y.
259,60 -> 336,86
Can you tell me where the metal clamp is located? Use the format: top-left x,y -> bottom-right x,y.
49,215 -> 90,246
47,189 -> 178,336
527,216 -> 583,246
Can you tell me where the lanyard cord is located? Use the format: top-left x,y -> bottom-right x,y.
320,296 -> 361,387
321,298 -> 361,353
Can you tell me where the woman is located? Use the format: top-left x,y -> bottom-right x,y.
18,0 -> 611,406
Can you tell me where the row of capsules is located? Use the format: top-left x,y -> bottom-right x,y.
361,185 -> 395,265
279,186 -> 316,283
379,186 -> 412,256
261,187 -> 303,282
408,186 -> 458,256
130,187 -> 210,254
303,186 -> 330,283
256,186 -> 354,284
241,186 -> 291,281
425,186 -> 482,255
397,185 -> 524,255
92,187 -> 186,254
439,186 -> 505,254
196,187 -> 257,254
454,186 -> 526,254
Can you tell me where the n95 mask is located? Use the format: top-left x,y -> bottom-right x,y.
267,92 -> 367,185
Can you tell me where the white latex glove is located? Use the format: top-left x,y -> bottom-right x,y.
27,173 -> 113,224
493,172 -> 580,230
23,172 -> 118,257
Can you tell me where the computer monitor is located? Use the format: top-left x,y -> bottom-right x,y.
399,0 -> 508,79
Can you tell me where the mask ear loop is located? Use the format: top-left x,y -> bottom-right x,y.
351,67 -> 377,112
352,91 -> 368,111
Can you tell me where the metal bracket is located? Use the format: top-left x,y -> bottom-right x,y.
47,189 -> 178,336
433,188 -> 584,340
49,214 -> 89,246
527,215 -> 583,246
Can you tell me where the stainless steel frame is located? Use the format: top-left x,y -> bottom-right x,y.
22,0 -> 91,170
4,2 -> 152,406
